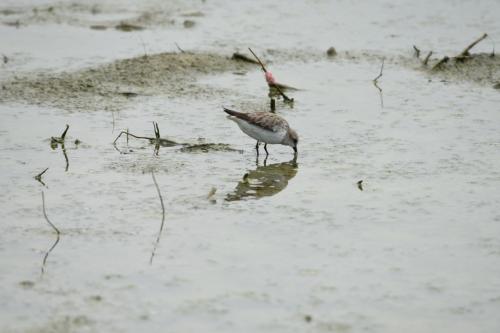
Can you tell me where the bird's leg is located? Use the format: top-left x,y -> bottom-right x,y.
264,144 -> 269,156
255,141 -> 260,156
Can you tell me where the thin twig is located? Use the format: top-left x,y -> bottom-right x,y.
423,51 -> 433,66
458,33 -> 488,57
41,191 -> 61,275
150,172 -> 166,265
413,45 -> 421,58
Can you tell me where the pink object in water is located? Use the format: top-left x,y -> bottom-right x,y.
265,71 -> 276,85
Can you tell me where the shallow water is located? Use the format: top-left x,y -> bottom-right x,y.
1,1 -> 500,332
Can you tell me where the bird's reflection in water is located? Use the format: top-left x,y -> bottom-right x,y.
226,157 -> 298,201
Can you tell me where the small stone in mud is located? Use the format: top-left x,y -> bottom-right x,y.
74,139 -> 81,145
19,280 -> 35,288
183,20 -> 195,28
493,82 -> 500,89
2,54 -> 8,64
326,47 -> 337,57
115,22 -> 144,32
304,315 -> 313,322
88,295 -> 102,302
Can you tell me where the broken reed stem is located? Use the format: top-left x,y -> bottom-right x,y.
458,33 -> 488,57
423,51 -> 433,66
248,47 -> 294,102
150,171 -> 166,265
60,125 -> 69,140
41,191 -> 61,275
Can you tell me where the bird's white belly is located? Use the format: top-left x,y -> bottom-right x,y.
234,119 -> 286,144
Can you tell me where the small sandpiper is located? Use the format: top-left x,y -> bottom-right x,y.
223,107 -> 298,155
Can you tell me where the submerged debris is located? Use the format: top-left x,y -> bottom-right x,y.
114,123 -> 243,155
179,143 -> 243,153
115,22 -> 144,31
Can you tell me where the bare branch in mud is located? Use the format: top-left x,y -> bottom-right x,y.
248,48 -> 294,103
413,45 -> 421,58
423,51 -> 433,66
41,191 -> 61,275
150,171 -> 166,265
35,168 -> 49,186
432,56 -> 450,71
458,33 -> 488,58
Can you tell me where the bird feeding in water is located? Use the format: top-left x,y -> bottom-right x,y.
223,108 -> 298,156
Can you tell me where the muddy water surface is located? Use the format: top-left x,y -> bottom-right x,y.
1,1 -> 500,332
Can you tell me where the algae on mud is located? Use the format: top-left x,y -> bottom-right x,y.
0,52 -> 257,111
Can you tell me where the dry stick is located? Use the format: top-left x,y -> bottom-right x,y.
413,45 -> 421,58
41,191 -> 61,275
423,51 -> 433,66
458,33 -> 488,57
150,172 -> 166,265
248,48 -> 294,102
